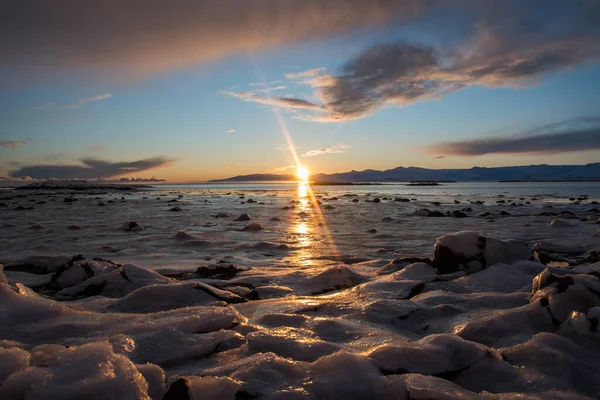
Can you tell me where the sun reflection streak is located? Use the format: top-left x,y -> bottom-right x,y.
248,56 -> 340,266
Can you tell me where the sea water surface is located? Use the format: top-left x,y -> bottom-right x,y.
1,181 -> 598,269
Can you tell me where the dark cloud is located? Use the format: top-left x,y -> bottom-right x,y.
10,157 -> 173,179
227,1 -> 600,121
0,141 -> 28,149
0,0 -> 424,83
433,156 -> 445,159
427,117 -> 600,156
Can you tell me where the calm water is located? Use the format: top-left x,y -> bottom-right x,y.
157,181 -> 600,201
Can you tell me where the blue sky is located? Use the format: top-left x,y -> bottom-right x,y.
1,1 -> 599,182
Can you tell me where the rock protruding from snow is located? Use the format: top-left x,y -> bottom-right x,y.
119,221 -> 144,231
530,267 -> 600,322
234,213 -> 252,221
242,223 -> 264,231
432,231 -> 531,274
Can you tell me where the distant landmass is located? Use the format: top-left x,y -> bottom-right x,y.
211,163 -> 600,183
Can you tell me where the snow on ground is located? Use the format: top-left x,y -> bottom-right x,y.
1,183 -> 599,399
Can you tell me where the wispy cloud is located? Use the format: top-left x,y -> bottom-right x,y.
33,93 -> 113,110
10,157 -> 173,179
226,129 -> 236,133
285,68 -> 328,80
276,144 -> 302,151
271,165 -> 296,173
254,86 -> 287,93
223,91 -> 324,111
78,93 -> 112,104
31,102 -> 54,110
0,140 -> 29,149
302,144 -> 350,157
433,156 -> 445,160
427,117 -> 600,156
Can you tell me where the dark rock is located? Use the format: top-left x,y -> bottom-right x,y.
234,213 -> 252,221
450,210 -> 467,218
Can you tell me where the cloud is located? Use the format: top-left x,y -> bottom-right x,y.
223,91 -> 324,111
226,129 -> 236,133
0,1 -> 424,83
78,93 -> 112,103
31,102 -> 54,110
254,86 -> 287,93
10,157 -> 173,179
285,68 -> 328,80
271,165 -> 296,173
227,1 -> 600,121
427,117 -> 600,156
276,144 -> 301,151
302,144 -> 350,157
433,156 -> 445,159
0,140 -> 28,149
33,93 -> 113,110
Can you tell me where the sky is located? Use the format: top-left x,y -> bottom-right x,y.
1,0 -> 600,182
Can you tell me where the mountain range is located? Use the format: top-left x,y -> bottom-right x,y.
211,163 -> 600,183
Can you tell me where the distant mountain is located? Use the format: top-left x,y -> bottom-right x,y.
211,163 -> 600,183
211,173 -> 295,182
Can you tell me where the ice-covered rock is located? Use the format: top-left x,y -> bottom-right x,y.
454,301 -> 554,347
4,254 -> 75,274
136,363 -> 166,400
390,262 -> 437,282
0,342 -> 151,400
368,333 -> 500,375
123,328 -> 243,368
303,266 -> 367,295
247,328 -> 343,362
56,264 -> 172,298
530,268 -> 600,322
163,376 -> 241,400
108,281 -> 244,313
433,231 -> 531,274
254,285 -> 294,299
353,279 -> 425,300
4,270 -> 54,288
0,347 -> 31,383
500,333 -> 600,398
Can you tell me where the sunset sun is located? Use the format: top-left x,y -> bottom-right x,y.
296,166 -> 310,182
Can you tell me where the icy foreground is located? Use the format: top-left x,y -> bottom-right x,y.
1,183 -> 600,399
1,230 -> 600,400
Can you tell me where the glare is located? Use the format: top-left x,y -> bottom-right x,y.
297,166 -> 310,182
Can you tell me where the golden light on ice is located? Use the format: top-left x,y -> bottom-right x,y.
297,166 -> 310,182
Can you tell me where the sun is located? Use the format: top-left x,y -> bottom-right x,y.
296,166 -> 310,182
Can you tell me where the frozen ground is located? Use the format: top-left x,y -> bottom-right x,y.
1,182 -> 599,399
